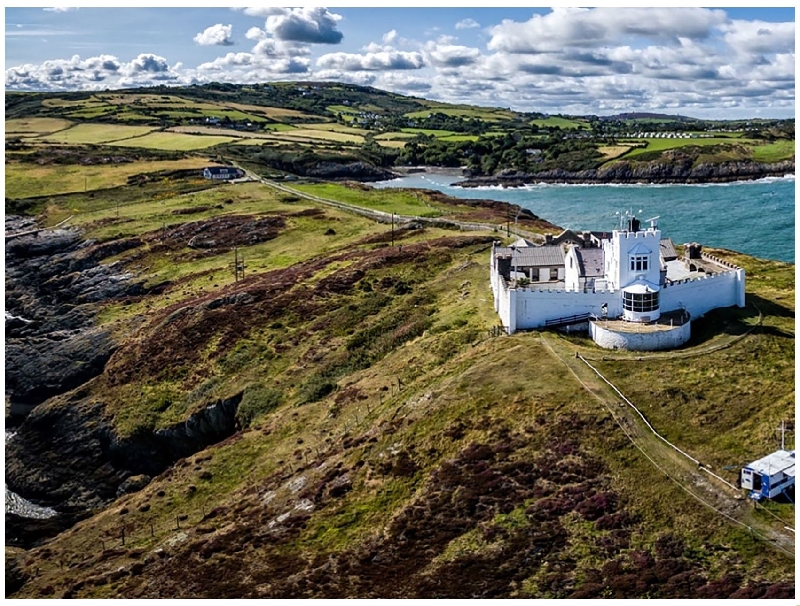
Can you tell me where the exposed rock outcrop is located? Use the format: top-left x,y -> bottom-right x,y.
5,394 -> 243,513
5,217 -> 146,410
304,161 -> 397,182
457,159 -> 795,187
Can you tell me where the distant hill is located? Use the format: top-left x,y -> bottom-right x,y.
600,112 -> 698,122
5,82 -> 794,185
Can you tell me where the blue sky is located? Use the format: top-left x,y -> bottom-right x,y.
4,7 -> 796,119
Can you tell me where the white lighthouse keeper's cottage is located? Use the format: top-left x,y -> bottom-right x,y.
490,215 -> 746,351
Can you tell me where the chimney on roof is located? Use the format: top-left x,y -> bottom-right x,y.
545,234 -> 553,244
686,242 -> 703,260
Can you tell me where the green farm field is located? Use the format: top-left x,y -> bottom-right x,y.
107,131 -> 241,150
530,116 -> 590,129
400,128 -> 458,137
5,158 -> 216,199
39,123 -> 155,144
405,106 -> 516,121
278,129 -> 365,144
302,122 -> 371,136
169,126 -> 277,140
374,132 -> 418,141
293,182 -> 448,218
5,117 -> 73,136
622,137 -> 760,157
751,140 -> 795,163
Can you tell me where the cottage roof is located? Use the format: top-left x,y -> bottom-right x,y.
628,242 -> 654,255
205,166 -> 241,175
575,247 -> 604,278
746,450 -> 795,477
550,229 -> 584,246
512,237 -> 535,248
496,245 -> 565,267
660,238 -> 678,261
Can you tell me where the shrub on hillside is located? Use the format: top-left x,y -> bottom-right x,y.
236,385 -> 283,427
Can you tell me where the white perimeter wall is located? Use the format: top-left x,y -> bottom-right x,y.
590,321 -> 691,351
512,288 -> 621,330
660,269 -> 745,318
491,259 -> 745,334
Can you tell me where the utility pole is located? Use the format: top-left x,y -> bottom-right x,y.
233,247 -> 245,282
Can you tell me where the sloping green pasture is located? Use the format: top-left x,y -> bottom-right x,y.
5,158 -> 215,199
39,123 -> 155,144
107,132 -> 240,150
6,117 -> 73,137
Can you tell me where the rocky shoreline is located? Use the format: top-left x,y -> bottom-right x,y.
4,217 -> 250,546
5,217 -> 146,544
453,159 -> 795,188
5,216 -> 147,413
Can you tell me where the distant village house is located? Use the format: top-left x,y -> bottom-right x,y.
203,167 -> 245,181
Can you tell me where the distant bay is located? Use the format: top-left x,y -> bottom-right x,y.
373,173 -> 795,263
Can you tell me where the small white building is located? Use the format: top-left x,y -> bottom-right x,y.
741,450 -> 795,500
203,167 -> 245,181
490,216 -> 746,350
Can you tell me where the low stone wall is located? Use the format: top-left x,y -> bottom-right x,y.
589,319 -> 691,351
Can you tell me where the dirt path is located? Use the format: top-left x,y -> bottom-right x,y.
539,332 -> 795,558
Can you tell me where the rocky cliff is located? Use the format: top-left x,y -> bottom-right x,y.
458,158 -> 795,187
5,393 -> 243,512
5,217 -> 145,411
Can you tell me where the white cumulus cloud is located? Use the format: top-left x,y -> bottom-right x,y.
455,18 -> 480,30
317,50 -> 424,72
246,7 -> 344,44
488,7 -> 728,53
424,41 -> 481,68
194,24 -> 234,47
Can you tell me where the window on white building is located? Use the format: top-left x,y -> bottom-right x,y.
629,255 -> 649,272
623,291 -> 659,312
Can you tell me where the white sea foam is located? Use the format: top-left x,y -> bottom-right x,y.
5,431 -> 58,519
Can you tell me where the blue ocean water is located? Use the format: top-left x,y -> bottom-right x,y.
373,174 -> 795,263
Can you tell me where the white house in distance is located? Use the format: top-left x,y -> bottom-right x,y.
490,216 -> 746,350
203,166 -> 245,181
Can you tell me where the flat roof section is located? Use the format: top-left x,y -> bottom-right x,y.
746,450 -> 796,477
591,309 -> 690,333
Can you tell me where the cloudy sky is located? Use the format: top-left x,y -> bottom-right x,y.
4,6 -> 795,119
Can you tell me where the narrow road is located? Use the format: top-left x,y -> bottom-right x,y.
539,332 -> 795,558
236,165 -> 545,243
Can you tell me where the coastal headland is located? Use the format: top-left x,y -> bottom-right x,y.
4,82 -> 795,599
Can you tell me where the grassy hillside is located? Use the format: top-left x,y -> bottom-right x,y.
5,167 -> 794,598
5,84 -> 793,182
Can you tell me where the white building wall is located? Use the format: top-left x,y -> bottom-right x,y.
490,241 -> 746,335
590,321 -> 691,351
660,269 -> 745,318
605,228 -> 662,290
564,246 -> 581,291
513,288 -> 621,330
